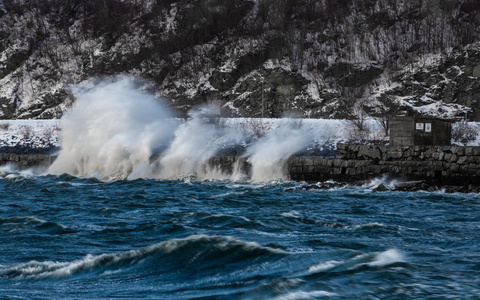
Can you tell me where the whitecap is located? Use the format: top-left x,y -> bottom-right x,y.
210,191 -> 246,198
274,290 -> 337,300
348,222 -> 386,230
308,260 -> 342,273
1,165 -> 41,179
280,211 -> 301,218
368,249 -> 405,267
0,164 -> 19,176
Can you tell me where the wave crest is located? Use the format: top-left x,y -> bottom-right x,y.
1,235 -> 285,280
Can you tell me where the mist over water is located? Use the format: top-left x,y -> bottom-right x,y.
157,106 -> 247,180
48,76 -> 176,180
48,76 -> 314,181
245,125 -> 313,182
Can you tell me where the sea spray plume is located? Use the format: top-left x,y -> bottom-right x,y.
157,105 -> 247,180
48,76 -> 176,180
245,120 -> 313,182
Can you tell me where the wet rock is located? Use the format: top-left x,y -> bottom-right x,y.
372,184 -> 389,192
393,180 -> 425,192
285,181 -> 346,192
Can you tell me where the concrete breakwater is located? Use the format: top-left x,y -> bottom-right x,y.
3,143 -> 480,185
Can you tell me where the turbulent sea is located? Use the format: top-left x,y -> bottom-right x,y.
1,170 -> 480,299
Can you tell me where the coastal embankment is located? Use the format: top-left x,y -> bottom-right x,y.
0,153 -> 55,168
3,143 -> 480,188
291,143 -> 480,185
208,144 -> 480,186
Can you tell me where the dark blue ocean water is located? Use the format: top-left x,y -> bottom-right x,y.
1,170 -> 480,299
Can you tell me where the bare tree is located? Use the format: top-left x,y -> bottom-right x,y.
346,99 -> 371,144
0,123 -> 9,131
376,98 -> 400,137
240,118 -> 271,141
452,120 -> 479,146
349,98 -> 368,131
19,125 -> 34,141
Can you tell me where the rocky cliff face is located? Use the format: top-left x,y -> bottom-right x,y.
1,0 -> 480,119
377,43 -> 480,120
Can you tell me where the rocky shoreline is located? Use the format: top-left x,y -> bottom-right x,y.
285,180 -> 480,194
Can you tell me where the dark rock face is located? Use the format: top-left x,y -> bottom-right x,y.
1,1 -> 480,119
379,43 -> 480,120
325,63 -> 383,88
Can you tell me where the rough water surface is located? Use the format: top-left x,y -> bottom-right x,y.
0,170 -> 479,299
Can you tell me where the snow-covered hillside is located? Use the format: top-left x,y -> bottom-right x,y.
1,118 -> 478,154
1,0 -> 480,120
0,120 -> 60,152
0,118 -> 369,152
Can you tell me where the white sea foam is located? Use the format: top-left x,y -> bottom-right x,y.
245,125 -> 312,182
48,76 -> 176,180
348,248 -> 405,270
157,106 -> 246,180
46,75 -> 331,182
0,165 -> 40,179
280,211 -> 301,218
0,164 -> 18,175
307,249 -> 405,277
368,249 -> 405,267
308,260 -> 342,273
210,191 -> 247,198
364,175 -> 398,190
274,290 -> 338,300
348,222 -> 386,230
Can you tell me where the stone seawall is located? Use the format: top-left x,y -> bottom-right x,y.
207,144 -> 480,185
0,153 -> 55,168
331,143 -> 480,185
3,144 -> 480,185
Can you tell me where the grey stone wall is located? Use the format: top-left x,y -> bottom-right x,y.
0,153 -> 55,168
288,144 -> 480,184
207,156 -> 251,175
205,144 -> 480,185
3,144 -> 480,185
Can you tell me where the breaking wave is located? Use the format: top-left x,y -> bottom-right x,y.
48,76 -> 176,180
47,76 -> 316,182
307,249 -> 406,275
1,232 -> 407,292
0,235 -> 285,280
